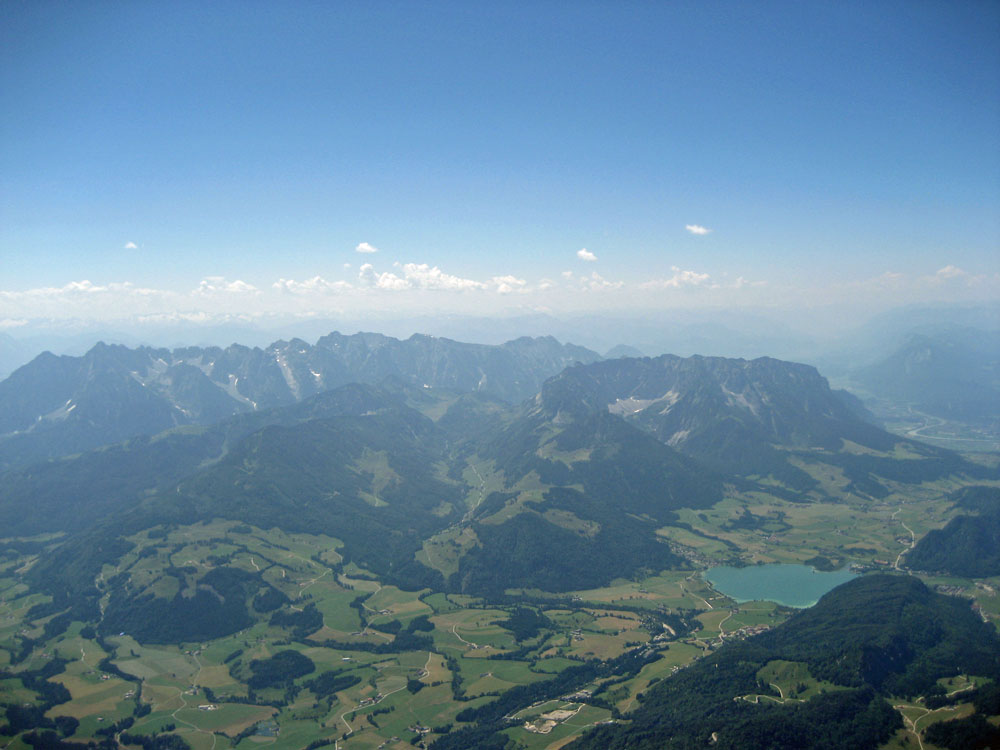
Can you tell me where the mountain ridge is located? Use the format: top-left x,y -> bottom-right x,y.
0,332 -> 600,469
531,353 -> 978,497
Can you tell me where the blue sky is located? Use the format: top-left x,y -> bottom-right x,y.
1,0 -> 998,325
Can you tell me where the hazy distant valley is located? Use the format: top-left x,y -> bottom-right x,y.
0,324 -> 998,750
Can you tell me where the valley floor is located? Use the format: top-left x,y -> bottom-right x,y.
2,479 -> 999,750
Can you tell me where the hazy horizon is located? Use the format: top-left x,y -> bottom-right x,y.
3,2 -> 998,334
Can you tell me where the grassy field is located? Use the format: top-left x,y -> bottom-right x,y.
754,660 -> 849,701
3,470 -> 1000,749
503,701 -> 614,750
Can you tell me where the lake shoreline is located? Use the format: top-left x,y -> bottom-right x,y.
703,563 -> 858,609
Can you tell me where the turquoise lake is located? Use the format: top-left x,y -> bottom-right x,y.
703,563 -> 858,608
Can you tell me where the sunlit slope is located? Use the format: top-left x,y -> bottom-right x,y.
538,354 -> 996,496
570,574 -> 1000,750
450,402 -> 726,594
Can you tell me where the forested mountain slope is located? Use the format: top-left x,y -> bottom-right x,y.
907,486 -> 1000,577
0,382 -> 406,537
569,575 -> 1000,750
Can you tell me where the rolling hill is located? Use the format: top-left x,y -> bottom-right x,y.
906,486 -> 1000,577
567,574 -> 1000,750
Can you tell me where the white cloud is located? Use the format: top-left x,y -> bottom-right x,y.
577,248 -> 598,262
538,278 -> 554,291
135,311 -> 217,324
0,279 -> 163,299
402,263 -> 486,291
355,242 -> 379,254
561,270 -> 625,290
194,277 -> 259,295
582,272 -> 624,291
731,276 -> 767,289
124,241 -> 138,250
358,263 -> 409,290
273,276 -> 353,295
46,280 -> 104,295
640,266 -> 712,289
919,265 -> 992,289
685,224 -> 711,235
934,264 -> 966,280
491,275 -> 528,294
358,262 -> 487,292
0,280 -> 173,321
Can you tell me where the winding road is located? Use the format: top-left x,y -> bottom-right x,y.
333,682 -> 410,749
891,506 -> 916,570
451,623 -> 478,649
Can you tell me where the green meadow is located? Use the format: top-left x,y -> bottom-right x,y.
3,476 -> 999,749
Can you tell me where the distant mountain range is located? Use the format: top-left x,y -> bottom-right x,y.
0,332 -> 599,469
853,327 -> 1000,425
2,324 -> 998,750
5,344 -> 993,642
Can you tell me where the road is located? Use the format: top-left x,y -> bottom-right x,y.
905,410 -> 947,440
467,464 -> 487,516
418,461 -> 490,578
891,506 -> 916,570
334,682 -> 410,749
133,650 -> 219,750
735,683 -> 803,706
680,576 -> 713,610
893,704 -> 928,750
451,623 -> 478,649
716,611 -> 734,643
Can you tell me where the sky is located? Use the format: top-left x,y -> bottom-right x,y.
1,0 -> 998,330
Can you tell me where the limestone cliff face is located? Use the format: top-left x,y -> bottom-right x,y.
541,354 -> 880,450
0,332 -> 599,468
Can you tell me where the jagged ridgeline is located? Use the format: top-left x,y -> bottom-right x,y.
0,335 -> 1000,750
4,348 -> 996,649
535,354 -> 994,496
0,382 -> 415,537
0,332 -> 600,469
